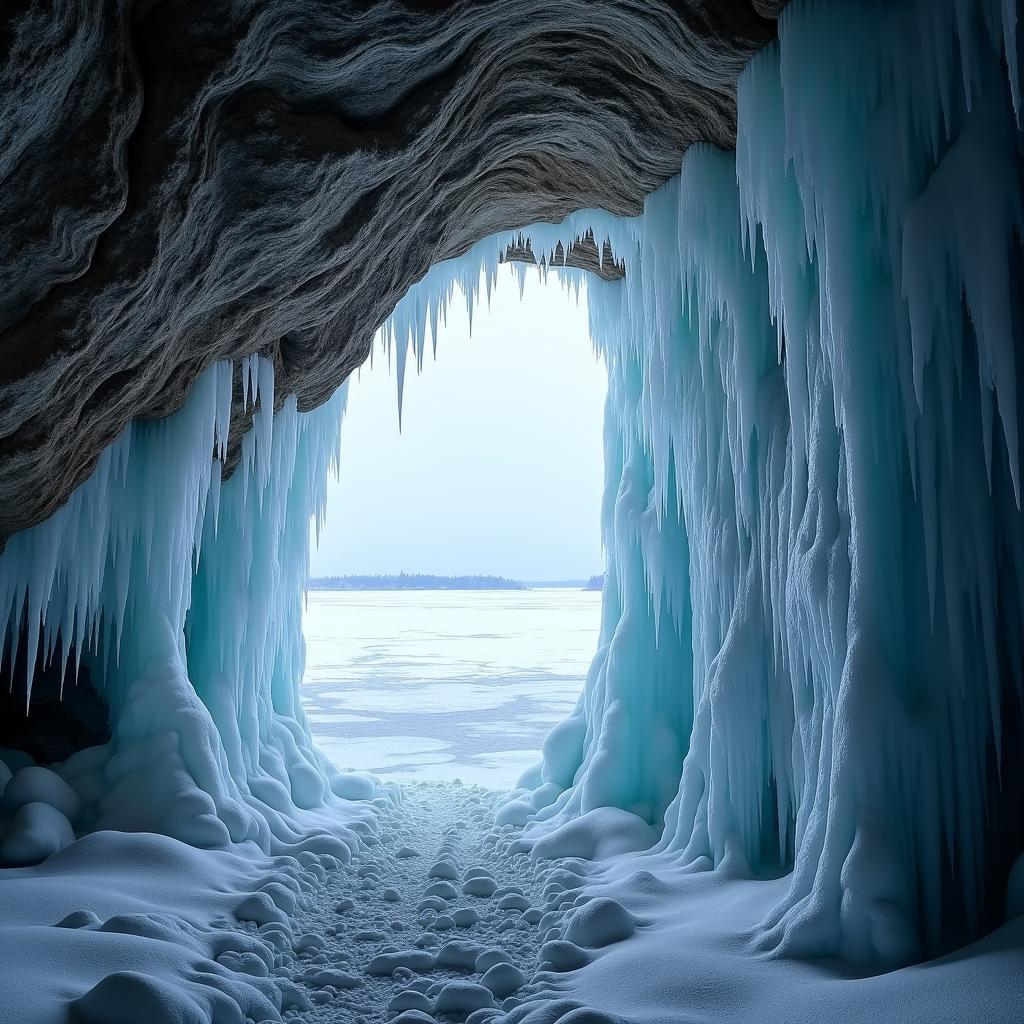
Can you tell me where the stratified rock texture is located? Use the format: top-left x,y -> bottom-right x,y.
0,0 -> 784,542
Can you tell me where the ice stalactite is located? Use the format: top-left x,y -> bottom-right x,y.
381,0 -> 1024,968
0,358 -> 352,854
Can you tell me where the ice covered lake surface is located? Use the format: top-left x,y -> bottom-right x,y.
302,588 -> 601,789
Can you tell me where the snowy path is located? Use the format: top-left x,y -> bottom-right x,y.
231,782 -> 593,1024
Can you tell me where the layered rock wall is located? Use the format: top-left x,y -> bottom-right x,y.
0,0 -> 783,542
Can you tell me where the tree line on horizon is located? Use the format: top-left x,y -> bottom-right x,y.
308,572 -> 607,591
308,573 -> 528,591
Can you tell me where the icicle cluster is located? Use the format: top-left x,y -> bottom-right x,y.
380,228 -> 596,426
0,358 -> 347,849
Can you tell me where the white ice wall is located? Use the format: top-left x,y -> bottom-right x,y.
576,0 -> 1023,967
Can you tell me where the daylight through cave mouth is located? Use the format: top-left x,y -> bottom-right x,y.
1,1 -> 1024,1021
300,263 -> 607,790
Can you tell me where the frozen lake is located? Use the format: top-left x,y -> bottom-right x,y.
302,588 -> 601,790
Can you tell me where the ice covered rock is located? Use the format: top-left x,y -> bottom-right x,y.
366,950 -> 437,975
436,939 -> 486,969
389,990 -> 435,1015
428,860 -> 460,879
301,967 -> 360,989
329,771 -> 376,801
465,1012 -> 505,1024
390,1011 -> 439,1024
424,881 -> 459,901
463,876 -> 499,898
0,801 -> 75,866
434,981 -> 495,1015
475,947 -> 514,973
3,765 -> 81,823
418,897 -> 449,913
497,893 -> 531,912
563,898 -> 635,947
480,962 -> 526,997
279,982 -> 313,1011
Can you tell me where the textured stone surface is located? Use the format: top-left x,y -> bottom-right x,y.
0,0 -> 784,543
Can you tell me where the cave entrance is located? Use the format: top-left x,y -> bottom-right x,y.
301,263 -> 606,790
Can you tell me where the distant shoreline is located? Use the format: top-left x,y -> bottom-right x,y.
309,574 -> 527,591
308,574 -> 604,592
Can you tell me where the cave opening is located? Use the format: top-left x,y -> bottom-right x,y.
301,262 -> 607,789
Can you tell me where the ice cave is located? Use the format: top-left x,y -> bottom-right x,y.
1,0 -> 1023,1021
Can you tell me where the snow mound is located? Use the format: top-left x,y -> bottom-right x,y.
0,801 -> 75,866
529,808 -> 657,862
4,765 -> 81,823
563,898 -> 636,948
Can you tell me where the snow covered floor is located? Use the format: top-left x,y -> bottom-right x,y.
2,781 -> 1023,1022
275,782 -> 558,1022
0,780 -> 597,1024
548,851 -> 1024,1024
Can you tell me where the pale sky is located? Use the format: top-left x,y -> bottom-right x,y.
310,265 -> 607,581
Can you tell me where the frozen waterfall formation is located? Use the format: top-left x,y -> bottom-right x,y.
1,0 -> 1024,1008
